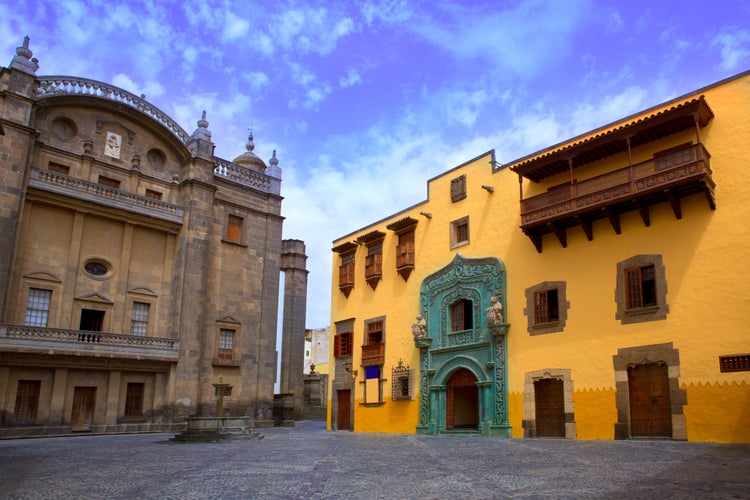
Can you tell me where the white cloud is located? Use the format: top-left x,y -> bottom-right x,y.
339,68 -> 362,88
243,71 -> 270,91
223,11 -> 251,41
360,0 -> 413,26
111,73 -> 165,99
712,28 -> 750,71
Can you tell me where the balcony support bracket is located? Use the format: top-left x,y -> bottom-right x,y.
547,222 -> 567,248
634,199 -> 651,227
665,189 -> 682,220
526,232 -> 543,254
575,215 -> 594,241
601,207 -> 621,235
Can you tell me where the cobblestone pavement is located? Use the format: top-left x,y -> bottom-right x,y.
1,421 -> 748,499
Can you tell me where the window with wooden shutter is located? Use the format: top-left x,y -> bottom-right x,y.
615,255 -> 668,324
534,289 -> 559,324
625,264 -> 656,309
396,230 -> 415,269
227,215 -> 243,243
450,300 -> 473,332
334,332 -> 352,357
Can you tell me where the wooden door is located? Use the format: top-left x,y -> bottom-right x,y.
628,363 -> 672,437
337,390 -> 351,430
447,369 -> 478,430
71,387 -> 96,431
534,378 -> 565,437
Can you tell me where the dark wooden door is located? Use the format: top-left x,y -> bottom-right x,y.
337,390 -> 351,430
628,363 -> 672,437
447,368 -> 478,429
534,378 -> 565,437
71,387 -> 96,431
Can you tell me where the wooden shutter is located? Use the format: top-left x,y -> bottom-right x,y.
625,267 -> 643,309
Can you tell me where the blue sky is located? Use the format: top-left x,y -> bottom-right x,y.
3,0 -> 749,329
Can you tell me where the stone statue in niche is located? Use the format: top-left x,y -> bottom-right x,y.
486,295 -> 503,325
104,131 -> 122,159
412,314 -> 427,339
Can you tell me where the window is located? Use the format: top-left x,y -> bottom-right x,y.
47,161 -> 70,174
25,288 -> 51,327
366,321 -> 383,344
625,265 -> 656,309
338,251 -> 355,297
98,175 -> 121,189
364,365 -> 381,404
80,309 -> 105,331
365,242 -> 383,289
144,189 -> 162,200
333,332 -> 353,357
218,329 -> 235,362
13,380 -> 41,423
130,302 -> 149,336
719,354 -> 750,373
615,255 -> 668,324
362,319 -> 385,366
227,215 -> 243,243
391,360 -> 414,401
450,216 -> 470,248
534,289 -> 559,324
524,281 -> 568,335
124,382 -> 144,417
450,299 -> 473,332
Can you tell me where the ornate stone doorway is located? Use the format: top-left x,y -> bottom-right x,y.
414,254 -> 511,437
447,368 -> 478,430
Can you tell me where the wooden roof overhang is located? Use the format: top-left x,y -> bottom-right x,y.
510,96 -> 714,182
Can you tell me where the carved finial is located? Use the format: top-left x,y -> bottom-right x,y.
246,132 -> 255,152
17,36 -> 32,59
269,149 -> 279,166
197,110 -> 208,129
10,35 -> 37,74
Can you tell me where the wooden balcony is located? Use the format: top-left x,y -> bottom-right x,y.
361,342 -> 385,366
0,324 -> 180,362
519,143 -> 715,252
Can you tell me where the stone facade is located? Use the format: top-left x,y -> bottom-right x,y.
0,38 -> 306,437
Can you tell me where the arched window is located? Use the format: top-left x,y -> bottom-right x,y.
450,299 -> 473,332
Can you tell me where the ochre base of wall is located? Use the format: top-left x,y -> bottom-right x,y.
684,381 -> 750,443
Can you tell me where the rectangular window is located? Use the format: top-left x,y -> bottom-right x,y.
625,265 -> 656,309
218,329 -> 235,362
450,216 -> 470,248
534,289 -> 559,324
333,332 -> 353,357
365,243 -> 382,278
124,382 -> 145,417
130,302 -> 149,336
339,253 -> 355,287
719,354 -> 750,373
450,300 -> 473,332
144,189 -> 162,200
227,215 -> 243,242
367,321 -> 383,344
391,362 -> 414,401
396,230 -> 415,269
80,309 -> 105,331
365,365 -> 381,404
25,288 -> 51,327
48,162 -> 70,174
98,175 -> 121,189
13,380 -> 41,422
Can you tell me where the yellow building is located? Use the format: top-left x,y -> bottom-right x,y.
328,71 -> 750,443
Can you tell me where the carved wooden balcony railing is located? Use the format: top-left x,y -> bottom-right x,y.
0,324 -> 180,362
29,167 -> 184,224
361,342 -> 385,366
520,143 -> 714,252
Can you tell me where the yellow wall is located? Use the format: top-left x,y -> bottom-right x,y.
329,72 -> 750,442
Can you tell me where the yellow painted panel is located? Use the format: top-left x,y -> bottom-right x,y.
572,388 -> 617,440
684,381 -> 750,443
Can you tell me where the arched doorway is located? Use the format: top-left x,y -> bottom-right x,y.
447,368 -> 478,430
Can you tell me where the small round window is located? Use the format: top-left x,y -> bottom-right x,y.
147,148 -> 166,170
84,260 -> 111,279
50,117 -> 78,141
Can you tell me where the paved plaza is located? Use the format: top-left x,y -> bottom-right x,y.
1,421 -> 748,499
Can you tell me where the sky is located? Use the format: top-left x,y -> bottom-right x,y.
2,0 -> 749,330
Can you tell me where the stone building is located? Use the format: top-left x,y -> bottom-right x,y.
329,70 -> 750,443
0,38 -> 307,437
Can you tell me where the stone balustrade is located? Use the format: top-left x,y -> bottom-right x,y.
35,76 -> 190,144
213,157 -> 280,195
0,324 -> 180,362
29,167 -> 184,224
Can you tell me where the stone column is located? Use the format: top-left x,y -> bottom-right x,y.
279,239 -> 308,420
105,371 -> 121,428
49,367 -> 68,427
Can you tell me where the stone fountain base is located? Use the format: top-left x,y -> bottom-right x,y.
170,416 -> 264,443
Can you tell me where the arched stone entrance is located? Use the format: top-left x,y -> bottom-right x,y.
414,254 -> 511,437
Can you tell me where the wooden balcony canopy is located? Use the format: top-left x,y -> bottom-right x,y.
510,96 -> 714,182
510,97 -> 716,253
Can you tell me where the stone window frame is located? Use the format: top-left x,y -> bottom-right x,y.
391,360 -> 415,401
213,320 -> 241,367
523,281 -> 569,335
615,254 -> 668,325
129,301 -> 151,336
450,216 -> 470,249
522,368 -> 577,439
612,342 -> 687,440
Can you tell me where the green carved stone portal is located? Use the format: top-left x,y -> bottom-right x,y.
415,254 -> 511,437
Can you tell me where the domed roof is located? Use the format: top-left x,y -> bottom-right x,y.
233,133 -> 267,172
